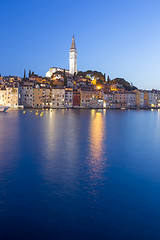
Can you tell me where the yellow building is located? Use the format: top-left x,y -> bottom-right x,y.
134,90 -> 144,108
0,86 -> 19,108
32,88 -> 43,108
80,89 -> 103,108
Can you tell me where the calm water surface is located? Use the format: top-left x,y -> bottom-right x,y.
0,109 -> 160,240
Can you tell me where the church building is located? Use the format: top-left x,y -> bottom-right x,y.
46,36 -> 77,78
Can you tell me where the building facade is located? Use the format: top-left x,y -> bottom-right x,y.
65,88 -> 73,108
51,88 -> 65,108
20,85 -> 33,108
0,86 -> 20,108
135,90 -> 144,108
80,89 -> 103,108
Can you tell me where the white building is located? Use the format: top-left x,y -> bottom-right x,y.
149,91 -> 158,107
46,36 -> 77,77
46,67 -> 70,78
69,35 -> 77,75
0,86 -> 20,108
103,92 -> 114,108
20,85 -> 33,108
127,92 -> 136,108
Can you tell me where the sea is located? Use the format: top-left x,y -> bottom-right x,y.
0,109 -> 160,240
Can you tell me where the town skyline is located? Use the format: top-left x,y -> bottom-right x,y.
0,0 -> 160,89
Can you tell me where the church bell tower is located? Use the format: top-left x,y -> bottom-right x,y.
69,35 -> 77,75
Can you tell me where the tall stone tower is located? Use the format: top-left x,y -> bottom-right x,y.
69,35 -> 77,75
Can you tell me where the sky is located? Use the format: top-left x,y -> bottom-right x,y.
0,0 -> 160,89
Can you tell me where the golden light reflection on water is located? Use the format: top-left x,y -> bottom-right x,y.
43,110 -> 80,184
88,110 -> 107,185
45,110 -> 56,160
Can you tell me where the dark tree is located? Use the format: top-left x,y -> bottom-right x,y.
86,79 -> 89,86
50,80 -> 54,87
29,70 -> 32,78
63,70 -> 67,87
104,73 -> 106,82
107,76 -> 110,84
110,78 -> 137,91
23,69 -> 26,79
73,72 -> 76,80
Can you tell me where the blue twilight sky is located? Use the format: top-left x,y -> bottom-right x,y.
0,0 -> 160,89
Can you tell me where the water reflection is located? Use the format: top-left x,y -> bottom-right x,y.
88,110 -> 107,185
158,109 -> 160,123
42,110 -> 81,185
0,110 -> 20,213
40,110 -> 108,197
0,111 -> 20,174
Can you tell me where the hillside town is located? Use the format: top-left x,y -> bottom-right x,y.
0,36 -> 160,110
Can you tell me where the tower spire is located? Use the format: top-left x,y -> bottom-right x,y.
70,35 -> 76,50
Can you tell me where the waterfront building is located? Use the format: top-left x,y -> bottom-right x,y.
144,91 -> 149,107
149,90 -> 158,107
0,86 -> 20,108
114,92 -> 127,108
127,92 -> 136,108
134,90 -> 145,108
51,88 -> 65,108
103,91 -> 114,108
20,85 -> 33,108
0,87 -> 6,105
103,91 -> 136,109
157,91 -> 160,107
65,88 -> 73,108
73,90 -> 81,108
144,90 -> 159,108
103,91 -> 127,109
80,89 -> 103,108
42,88 -> 52,108
32,87 -> 43,108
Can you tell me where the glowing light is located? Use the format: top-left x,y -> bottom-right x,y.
97,86 -> 101,90
103,101 -> 106,108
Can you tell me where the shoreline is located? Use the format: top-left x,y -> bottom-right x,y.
7,107 -> 160,111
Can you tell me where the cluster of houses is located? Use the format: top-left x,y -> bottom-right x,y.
0,74 -> 160,109
1,36 -> 159,110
